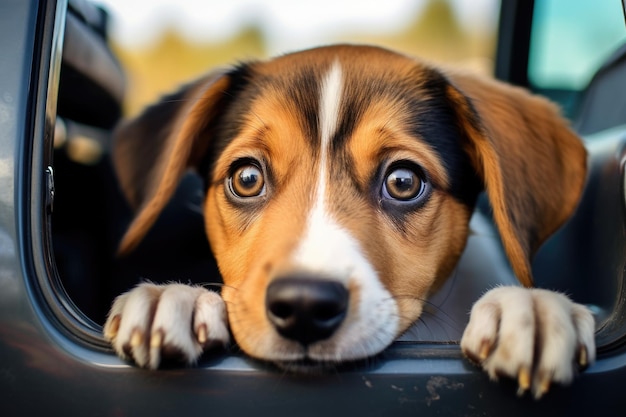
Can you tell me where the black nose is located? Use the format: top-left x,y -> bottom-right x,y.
266,277 -> 349,346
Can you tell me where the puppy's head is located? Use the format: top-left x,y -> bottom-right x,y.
114,45 -> 587,368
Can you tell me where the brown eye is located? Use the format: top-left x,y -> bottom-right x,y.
229,163 -> 265,198
383,167 -> 425,201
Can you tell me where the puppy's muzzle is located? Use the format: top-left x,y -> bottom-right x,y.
266,276 -> 349,346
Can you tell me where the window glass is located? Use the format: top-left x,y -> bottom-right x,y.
529,0 -> 626,91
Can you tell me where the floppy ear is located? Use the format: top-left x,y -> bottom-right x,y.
445,71 -> 587,287
113,70 -> 231,254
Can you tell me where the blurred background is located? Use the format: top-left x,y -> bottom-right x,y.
95,0 -> 500,116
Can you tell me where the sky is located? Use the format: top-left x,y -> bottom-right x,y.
95,0 -> 499,53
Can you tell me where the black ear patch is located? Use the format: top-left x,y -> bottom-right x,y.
197,63 -> 259,189
405,69 -> 483,208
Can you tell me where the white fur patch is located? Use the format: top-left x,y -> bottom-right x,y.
319,60 -> 343,155
293,60 -> 345,273
291,201 -> 399,360
315,59 -> 343,212
289,61 -> 399,360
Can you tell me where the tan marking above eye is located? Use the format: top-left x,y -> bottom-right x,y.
229,163 -> 265,198
346,100 -> 450,195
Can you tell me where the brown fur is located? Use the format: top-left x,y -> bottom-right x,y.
444,72 -> 587,286
112,45 -> 587,361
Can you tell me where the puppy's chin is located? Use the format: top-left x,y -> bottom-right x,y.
250,340 -> 381,374
272,358 -> 338,374
271,356 -> 373,375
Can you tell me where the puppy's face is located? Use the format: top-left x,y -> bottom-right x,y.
115,45 -> 587,369
203,47 -> 479,365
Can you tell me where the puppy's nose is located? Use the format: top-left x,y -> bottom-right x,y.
266,277 -> 348,346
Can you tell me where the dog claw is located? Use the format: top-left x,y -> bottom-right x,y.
578,345 -> 588,368
104,315 -> 120,340
517,367 -> 531,395
196,324 -> 208,344
130,328 -> 144,348
150,329 -> 164,348
478,339 -> 491,361
535,376 -> 551,399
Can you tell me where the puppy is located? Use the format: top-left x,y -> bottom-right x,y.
103,45 -> 595,399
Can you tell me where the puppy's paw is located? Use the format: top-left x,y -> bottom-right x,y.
103,283 -> 229,369
461,286 -> 595,399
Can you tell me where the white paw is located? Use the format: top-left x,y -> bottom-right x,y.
461,286 -> 595,399
103,282 -> 230,369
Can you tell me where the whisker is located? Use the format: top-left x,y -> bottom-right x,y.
394,311 -> 461,341
197,282 -> 239,291
385,294 -> 465,333
415,316 -> 435,338
194,282 -> 223,288
435,268 -> 460,306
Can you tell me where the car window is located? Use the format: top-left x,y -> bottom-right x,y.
527,0 -> 626,114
